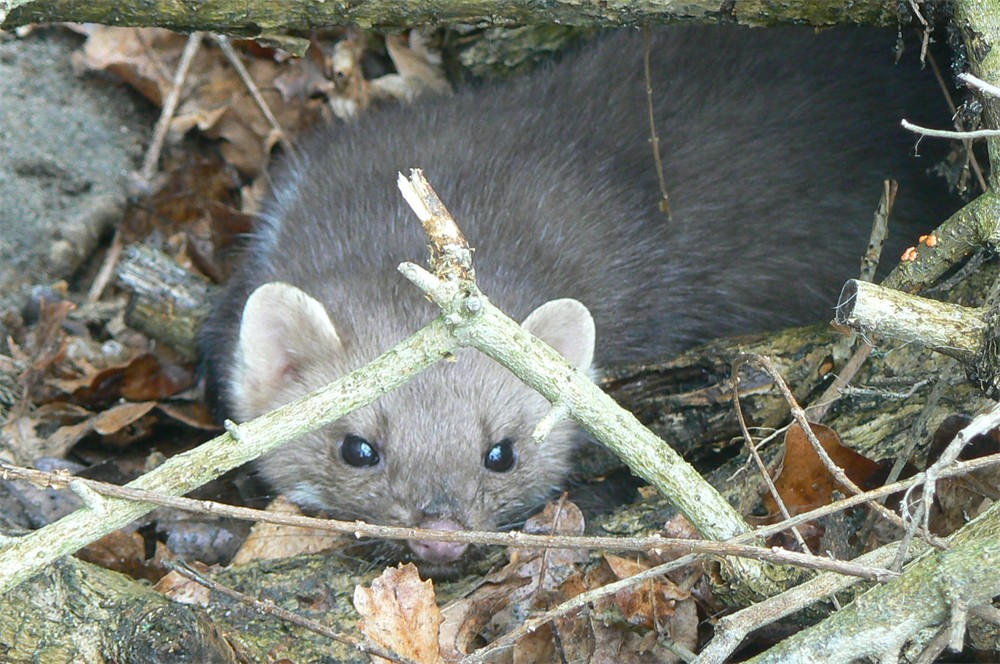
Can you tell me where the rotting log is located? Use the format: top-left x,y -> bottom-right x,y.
0,554 -> 238,663
1,0 -> 904,38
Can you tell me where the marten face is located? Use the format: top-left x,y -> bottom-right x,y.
229,282 -> 594,567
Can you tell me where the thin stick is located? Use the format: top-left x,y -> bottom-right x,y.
462,547 -> 869,664
858,179 -> 896,283
0,317 -> 458,595
806,343 -> 873,423
211,34 -> 297,158
930,60 -> 987,193
808,180 -> 895,422
959,72 -> 1000,99
901,118 -> 1000,140
84,228 -> 123,305
904,400 -> 1000,549
138,32 -> 203,187
642,26 -> 670,217
696,537 -> 931,664
734,354 -> 918,536
731,362 -> 810,552
0,459 -> 908,571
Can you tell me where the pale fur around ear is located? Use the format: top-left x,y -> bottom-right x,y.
230,282 -> 343,418
521,298 -> 596,373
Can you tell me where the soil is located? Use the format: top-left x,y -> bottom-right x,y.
0,28 -> 151,317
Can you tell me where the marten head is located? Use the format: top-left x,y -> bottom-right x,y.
227,282 -> 595,570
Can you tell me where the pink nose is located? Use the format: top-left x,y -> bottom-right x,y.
408,518 -> 468,564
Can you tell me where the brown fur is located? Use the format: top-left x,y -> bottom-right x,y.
200,26 -> 957,565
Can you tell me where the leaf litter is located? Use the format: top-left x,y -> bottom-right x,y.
2,23 -> 997,663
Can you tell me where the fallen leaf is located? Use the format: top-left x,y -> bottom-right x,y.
75,27 -> 329,177
439,575 -> 530,659
591,620 -> 688,664
73,27 -> 183,106
121,155 -> 240,251
71,353 -> 194,408
92,401 -> 158,435
510,623 -> 556,664
156,561 -> 214,607
354,563 -> 443,664
765,422 -> 880,517
230,495 -> 347,565
450,498 -> 589,659
370,32 -> 452,103
77,529 -> 166,582
156,402 -> 220,430
1,402 -> 93,461
600,555 -> 689,630
509,498 -> 589,572
15,298 -> 74,404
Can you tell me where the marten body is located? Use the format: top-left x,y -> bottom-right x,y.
201,26 -> 954,567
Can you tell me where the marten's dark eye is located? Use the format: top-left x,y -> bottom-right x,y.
341,434 -> 381,468
484,438 -> 516,472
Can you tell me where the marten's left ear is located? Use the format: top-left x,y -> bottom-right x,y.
521,298 -> 596,373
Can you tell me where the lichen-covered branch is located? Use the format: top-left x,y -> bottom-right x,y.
395,170 -> 780,604
696,539 -> 933,664
835,279 -> 989,363
0,555 -> 237,662
744,498 -> 1000,664
954,0 -> 1000,190
0,0 -> 902,35
116,244 -> 214,360
0,319 -> 458,594
883,192 -> 1000,294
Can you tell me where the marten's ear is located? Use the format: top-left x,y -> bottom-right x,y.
230,282 -> 343,419
521,298 -> 596,373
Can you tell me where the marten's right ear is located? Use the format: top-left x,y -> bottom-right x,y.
230,282 -> 343,419
521,298 -> 596,374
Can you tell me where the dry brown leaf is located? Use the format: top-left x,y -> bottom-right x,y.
510,622 -> 556,664
591,623 -> 687,664
156,561 -> 215,606
155,402 -> 220,430
75,27 -> 452,178
600,555 -> 689,630
73,27 -> 183,106
444,498 -> 700,662
230,495 -> 347,565
44,419 -> 99,457
323,31 -> 369,119
120,354 -> 194,401
91,401 -> 158,436
1,402 -> 93,461
446,499 -> 588,659
551,611 -> 596,663
765,421 -> 880,517
370,32 -> 452,103
68,353 -> 193,407
121,155 -> 240,245
77,529 -> 167,582
274,42 -> 334,103
931,475 -> 997,535
76,27 -> 328,177
439,575 -> 531,659
580,557 -> 696,663
354,563 -> 443,664
14,299 -> 75,404
509,498 -> 589,572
